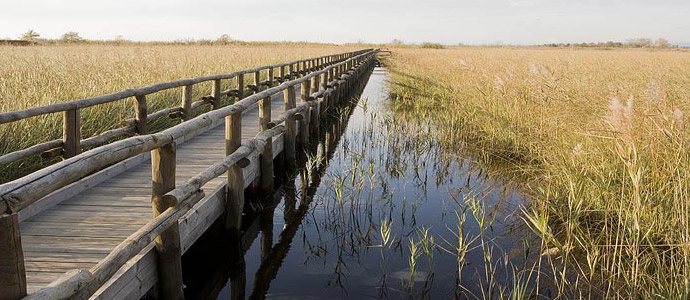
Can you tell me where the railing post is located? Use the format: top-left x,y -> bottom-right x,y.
259,96 -> 273,194
334,66 -> 341,103
288,64 -> 294,80
297,112 -> 308,151
313,71 -> 321,93
329,67 -> 335,91
310,75 -> 320,136
299,81 -> 311,149
211,79 -> 222,109
320,72 -> 329,114
254,71 -> 261,93
237,74 -> 244,102
182,84 -> 193,121
346,61 -> 353,92
0,213 -> 26,300
62,109 -> 80,158
283,86 -> 297,173
300,79 -> 311,148
280,66 -> 286,82
267,67 -> 274,87
151,142 -> 185,300
134,95 -> 147,134
225,112 -> 244,232
342,63 -> 348,94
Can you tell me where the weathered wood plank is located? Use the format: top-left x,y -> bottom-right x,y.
62,109 -> 81,159
134,95 -> 147,135
225,111 -> 244,232
259,96 -> 274,193
0,213 -> 26,300
181,85 -> 193,121
150,143 -> 184,300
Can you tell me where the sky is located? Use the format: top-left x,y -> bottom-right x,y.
0,0 -> 688,45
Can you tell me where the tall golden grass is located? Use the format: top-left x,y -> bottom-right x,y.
0,43 -> 359,182
388,47 -> 690,298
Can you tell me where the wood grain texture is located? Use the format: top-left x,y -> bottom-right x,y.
62,109 -> 81,159
134,95 -> 147,135
150,143 -> 184,300
0,213 -> 26,300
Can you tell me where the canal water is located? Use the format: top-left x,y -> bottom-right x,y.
183,67 -> 546,299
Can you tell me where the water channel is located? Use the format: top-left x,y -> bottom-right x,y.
181,67 -> 547,300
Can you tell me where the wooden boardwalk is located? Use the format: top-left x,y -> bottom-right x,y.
0,49 -> 378,300
19,92 -> 288,297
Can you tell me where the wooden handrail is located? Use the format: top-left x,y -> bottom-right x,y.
0,50 -> 368,124
0,50 -> 369,168
0,50 -> 377,215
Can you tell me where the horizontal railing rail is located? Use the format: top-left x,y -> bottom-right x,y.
0,51 -> 366,124
0,49 -> 376,215
8,48 -> 379,300
0,49 -> 370,168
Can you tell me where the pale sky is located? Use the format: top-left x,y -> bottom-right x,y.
1,0 -> 688,45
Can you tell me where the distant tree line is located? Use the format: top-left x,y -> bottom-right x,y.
19,29 -> 84,43
543,38 -> 678,48
4,30 -> 340,47
11,30 -> 254,46
386,38 -> 683,49
389,39 -> 448,49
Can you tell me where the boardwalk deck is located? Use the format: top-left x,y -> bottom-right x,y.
18,90 -> 292,298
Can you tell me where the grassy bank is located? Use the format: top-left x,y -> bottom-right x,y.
388,47 -> 690,298
0,44 -> 359,182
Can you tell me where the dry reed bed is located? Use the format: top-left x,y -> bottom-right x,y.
388,47 -> 690,298
0,44 -> 359,182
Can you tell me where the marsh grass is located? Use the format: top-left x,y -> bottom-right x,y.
0,44 -> 360,182
387,47 -> 690,298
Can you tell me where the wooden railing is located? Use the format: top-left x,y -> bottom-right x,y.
0,48 -> 378,300
0,49 -> 369,166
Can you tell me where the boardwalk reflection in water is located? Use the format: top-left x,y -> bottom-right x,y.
182,68 -> 543,299
181,68 -> 373,300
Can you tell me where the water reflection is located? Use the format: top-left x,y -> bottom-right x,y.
183,68 -> 550,300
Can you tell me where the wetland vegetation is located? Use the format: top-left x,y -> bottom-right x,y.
2,44 -> 689,299
387,47 -> 690,299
